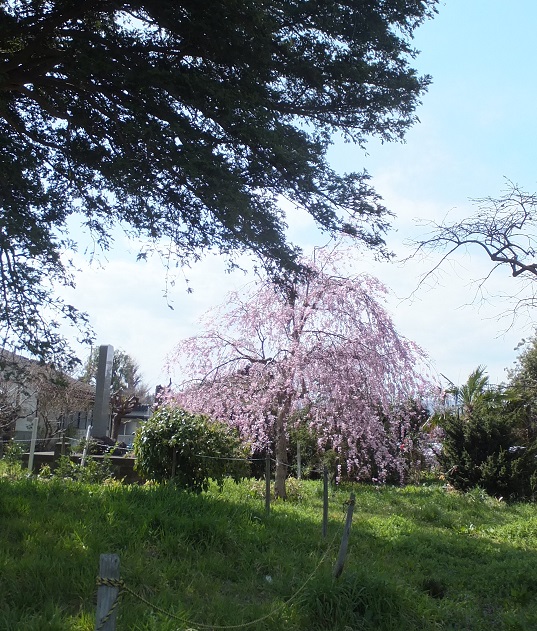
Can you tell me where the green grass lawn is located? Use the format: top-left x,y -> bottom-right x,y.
2,466 -> 537,630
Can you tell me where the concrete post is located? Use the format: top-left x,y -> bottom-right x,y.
93,345 -> 114,437
95,553 -> 120,630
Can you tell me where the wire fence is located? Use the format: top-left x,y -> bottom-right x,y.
1,432 -> 337,515
0,438 -> 331,488
181,453 -> 326,475
7,443 -> 316,472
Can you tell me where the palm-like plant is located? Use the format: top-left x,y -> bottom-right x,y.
442,366 -> 494,419
458,365 -> 490,415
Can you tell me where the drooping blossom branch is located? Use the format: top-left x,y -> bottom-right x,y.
166,248 -> 436,497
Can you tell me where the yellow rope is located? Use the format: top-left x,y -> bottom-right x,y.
95,578 -> 125,631
95,529 -> 340,630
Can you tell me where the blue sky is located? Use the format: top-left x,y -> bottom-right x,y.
59,1 -> 537,389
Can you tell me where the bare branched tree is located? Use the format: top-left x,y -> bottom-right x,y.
0,350 -> 93,444
409,181 -> 537,319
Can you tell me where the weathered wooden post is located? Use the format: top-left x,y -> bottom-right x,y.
27,417 -> 38,473
333,493 -> 355,578
265,453 -> 271,516
322,465 -> 329,538
296,441 -> 301,480
95,553 -> 120,631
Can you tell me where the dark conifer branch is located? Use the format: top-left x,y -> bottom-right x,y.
0,0 -> 438,365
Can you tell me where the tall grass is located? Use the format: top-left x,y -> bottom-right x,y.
2,465 -> 537,630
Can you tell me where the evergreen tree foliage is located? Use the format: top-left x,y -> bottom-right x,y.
0,0 -> 438,366
438,368 -> 537,501
507,333 -> 537,444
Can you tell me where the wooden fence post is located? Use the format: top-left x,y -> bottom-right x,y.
296,441 -> 301,480
95,553 -> 120,631
322,465 -> 329,538
333,493 -> 355,579
265,453 -> 271,516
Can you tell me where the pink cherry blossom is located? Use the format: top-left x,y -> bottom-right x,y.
166,248 -> 435,498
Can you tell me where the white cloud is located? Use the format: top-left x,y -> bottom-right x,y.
56,214 -> 532,393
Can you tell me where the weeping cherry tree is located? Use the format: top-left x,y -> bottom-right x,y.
166,249 -> 433,498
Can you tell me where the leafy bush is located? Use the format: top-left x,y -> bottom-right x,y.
438,404 -> 537,501
2,440 -> 24,464
133,406 -> 249,492
0,441 -> 25,479
75,436 -> 128,456
49,455 -> 114,483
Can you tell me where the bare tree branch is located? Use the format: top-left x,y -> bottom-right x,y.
408,181 -> 537,320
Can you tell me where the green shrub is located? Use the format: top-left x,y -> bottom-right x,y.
3,440 -> 24,463
133,406 -> 249,492
0,441 -> 26,478
51,455 -> 114,483
438,405 -> 537,500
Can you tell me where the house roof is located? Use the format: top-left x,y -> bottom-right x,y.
0,348 -> 95,401
122,404 -> 152,421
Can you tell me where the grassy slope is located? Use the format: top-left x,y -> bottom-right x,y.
2,472 -> 537,631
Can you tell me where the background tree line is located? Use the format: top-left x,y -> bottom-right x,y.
437,336 -> 537,500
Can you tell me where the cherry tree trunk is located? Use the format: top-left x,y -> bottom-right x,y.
274,406 -> 289,499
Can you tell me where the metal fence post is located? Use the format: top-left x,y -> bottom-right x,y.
27,417 -> 38,473
81,425 -> 92,467
322,465 -> 329,538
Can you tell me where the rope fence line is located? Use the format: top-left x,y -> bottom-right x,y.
2,437 -> 329,475
170,452 -> 332,491
96,520 -> 344,631
1,440 -> 332,483
1,438 -> 333,484
2,435 -> 354,628
0,436 -> 80,444
270,457 -> 329,476
183,454 -> 329,475
1,438 -> 334,526
191,453 -> 267,462
1,441 -> 311,462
